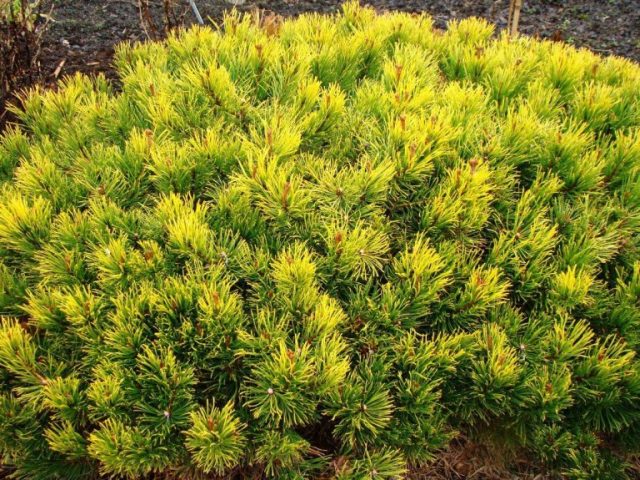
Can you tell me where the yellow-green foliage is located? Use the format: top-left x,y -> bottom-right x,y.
1,2 -> 640,479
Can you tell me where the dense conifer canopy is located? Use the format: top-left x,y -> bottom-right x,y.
0,2 -> 640,478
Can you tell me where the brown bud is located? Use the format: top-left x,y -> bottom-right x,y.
262,13 -> 281,36
395,63 -> 403,82
399,113 -> 407,131
408,142 -> 417,159
144,128 -> 153,148
212,290 -> 220,308
281,181 -> 291,209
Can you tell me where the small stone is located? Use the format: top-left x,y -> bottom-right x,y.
267,387 -> 274,395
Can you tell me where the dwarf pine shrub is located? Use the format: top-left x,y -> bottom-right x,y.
0,2 -> 640,478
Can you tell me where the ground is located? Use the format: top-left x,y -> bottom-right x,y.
38,0 -> 640,85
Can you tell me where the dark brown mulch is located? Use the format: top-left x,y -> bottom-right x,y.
38,0 -> 639,84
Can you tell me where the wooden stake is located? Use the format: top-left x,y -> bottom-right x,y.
509,0 -> 523,38
508,0 -> 515,29
188,0 -> 204,25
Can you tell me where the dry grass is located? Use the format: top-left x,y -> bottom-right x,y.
409,437 -> 548,480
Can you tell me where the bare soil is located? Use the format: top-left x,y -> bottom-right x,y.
37,0 -> 639,87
